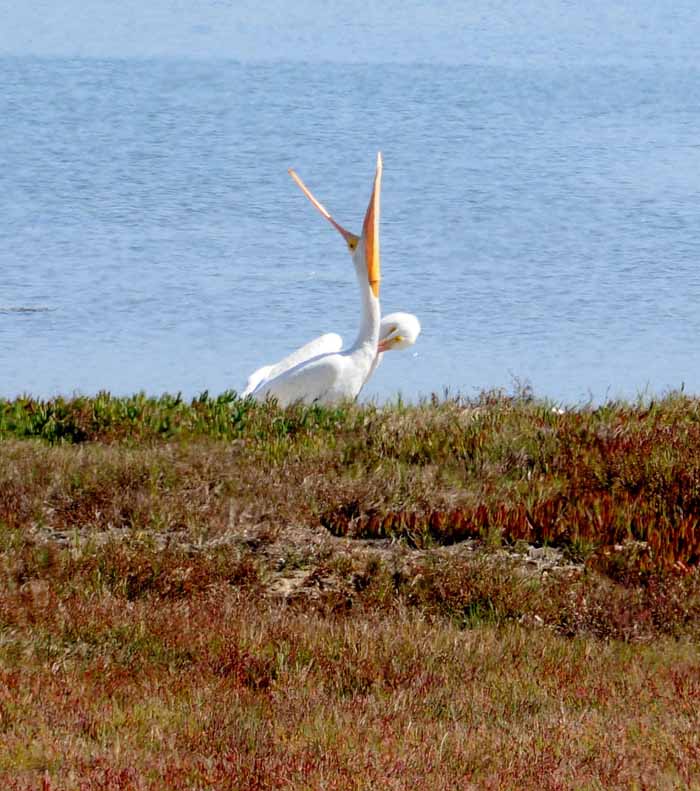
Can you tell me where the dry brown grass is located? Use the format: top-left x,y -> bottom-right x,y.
2,593 -> 700,789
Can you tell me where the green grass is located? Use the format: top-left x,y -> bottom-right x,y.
9,387 -> 699,568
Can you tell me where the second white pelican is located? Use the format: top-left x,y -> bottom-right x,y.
367,311 -> 422,382
249,153 -> 383,406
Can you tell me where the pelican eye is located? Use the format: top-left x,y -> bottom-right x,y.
348,239 -> 358,251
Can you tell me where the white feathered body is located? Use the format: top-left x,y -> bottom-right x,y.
241,332 -> 342,397
244,312 -> 421,403
252,341 -> 376,406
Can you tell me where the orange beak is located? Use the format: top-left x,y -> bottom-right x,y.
287,168 -> 357,247
363,152 -> 382,298
288,152 -> 382,298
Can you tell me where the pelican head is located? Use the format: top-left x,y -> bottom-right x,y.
378,312 -> 422,353
288,153 -> 382,297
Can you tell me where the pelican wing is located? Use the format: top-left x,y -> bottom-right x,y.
268,332 -> 343,377
253,352 -> 349,406
242,365 -> 273,397
243,333 -> 343,397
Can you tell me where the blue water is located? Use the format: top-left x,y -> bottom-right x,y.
2,17 -> 700,403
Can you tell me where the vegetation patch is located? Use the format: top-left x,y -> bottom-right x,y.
2,390 -> 700,787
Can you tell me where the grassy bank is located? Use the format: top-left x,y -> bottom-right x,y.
2,390 -> 700,789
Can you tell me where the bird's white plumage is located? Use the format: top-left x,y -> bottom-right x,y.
366,312 -> 421,382
242,365 -> 273,398
378,312 -> 422,350
252,339 -> 375,406
250,239 -> 380,405
241,333 -> 342,396
244,314 -> 421,398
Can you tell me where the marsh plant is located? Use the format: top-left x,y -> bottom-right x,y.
2,390 -> 700,788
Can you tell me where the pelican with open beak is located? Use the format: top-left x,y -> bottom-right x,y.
249,153 -> 383,406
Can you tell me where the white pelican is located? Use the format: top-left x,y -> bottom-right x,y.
249,153 -> 383,406
242,312 -> 421,397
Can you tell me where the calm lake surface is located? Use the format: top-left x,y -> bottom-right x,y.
2,33 -> 700,404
